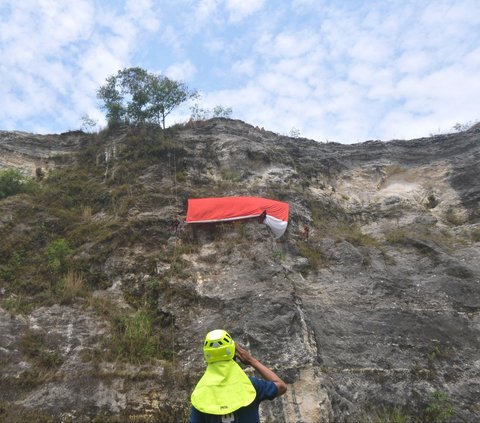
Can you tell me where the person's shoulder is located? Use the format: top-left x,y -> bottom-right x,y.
249,376 -> 279,400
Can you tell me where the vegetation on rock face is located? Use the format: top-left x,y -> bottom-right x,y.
19,329 -> 64,370
0,126 -> 189,353
91,300 -> 172,364
0,124 -> 198,420
361,390 -> 457,423
0,120 -> 478,422
0,403 -> 57,423
0,401 -> 191,423
189,103 -> 233,121
0,168 -> 38,199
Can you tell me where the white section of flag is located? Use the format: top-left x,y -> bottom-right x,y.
264,215 -> 288,238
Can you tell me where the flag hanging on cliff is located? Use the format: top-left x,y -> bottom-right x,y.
186,196 -> 289,238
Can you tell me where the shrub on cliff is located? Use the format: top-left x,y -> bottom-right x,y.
0,168 -> 37,200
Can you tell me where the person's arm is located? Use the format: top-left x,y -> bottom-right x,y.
235,344 -> 287,396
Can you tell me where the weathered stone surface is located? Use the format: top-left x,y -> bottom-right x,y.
0,130 -> 85,176
0,119 -> 479,422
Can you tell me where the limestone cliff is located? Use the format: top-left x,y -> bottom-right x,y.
0,119 -> 479,422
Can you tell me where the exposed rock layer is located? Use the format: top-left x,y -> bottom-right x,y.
0,120 -> 479,422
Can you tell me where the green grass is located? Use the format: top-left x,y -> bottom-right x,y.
384,227 -> 411,245
426,341 -> 455,363
1,293 -> 36,315
381,223 -> 468,259
87,297 -> 174,364
361,391 -> 456,423
297,241 -> 328,270
471,227 -> 480,242
108,308 -> 160,363
0,139 -> 176,312
294,200 -> 381,269
18,330 -> 63,370
0,402 -> 56,423
424,391 -> 456,422
361,407 -> 410,423
90,404 -> 191,423
335,222 -> 378,247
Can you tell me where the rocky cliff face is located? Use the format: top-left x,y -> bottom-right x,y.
0,120 -> 479,422
0,130 -> 86,175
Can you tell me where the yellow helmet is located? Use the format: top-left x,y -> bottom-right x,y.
203,329 -> 235,363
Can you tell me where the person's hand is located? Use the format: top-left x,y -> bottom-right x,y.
235,344 -> 255,366
235,343 -> 288,396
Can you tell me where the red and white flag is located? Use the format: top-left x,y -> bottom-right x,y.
186,196 -> 289,238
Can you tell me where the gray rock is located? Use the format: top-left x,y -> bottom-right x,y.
0,119 -> 479,421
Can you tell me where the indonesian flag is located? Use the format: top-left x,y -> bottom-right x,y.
186,196 -> 289,238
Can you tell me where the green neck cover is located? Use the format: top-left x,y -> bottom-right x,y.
191,360 -> 256,415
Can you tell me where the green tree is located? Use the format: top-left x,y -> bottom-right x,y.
96,73 -> 127,124
189,103 -> 233,121
189,103 -> 210,121
80,114 -> 98,132
97,67 -> 196,128
212,105 -> 233,118
148,75 -> 197,129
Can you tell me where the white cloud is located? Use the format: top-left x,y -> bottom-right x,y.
290,0 -> 327,14
258,72 -> 310,99
1,0 -> 479,142
194,0 -> 222,24
256,30 -> 321,58
166,60 -> 198,81
220,0 -> 480,142
125,0 -> 160,31
158,25 -> 186,53
224,0 -> 266,22
231,59 -> 256,76
349,34 -> 392,64
203,38 -> 226,54
397,51 -> 432,75
0,0 -> 161,133
82,44 -> 124,83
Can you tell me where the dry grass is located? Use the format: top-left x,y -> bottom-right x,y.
81,205 -> 93,220
59,271 -> 88,304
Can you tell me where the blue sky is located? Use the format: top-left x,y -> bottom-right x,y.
1,0 -> 479,143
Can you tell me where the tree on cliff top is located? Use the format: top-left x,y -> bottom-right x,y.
97,67 -> 197,129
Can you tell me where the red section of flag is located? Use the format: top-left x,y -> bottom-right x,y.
186,197 -> 289,223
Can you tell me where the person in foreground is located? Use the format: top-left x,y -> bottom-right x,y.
189,329 -> 287,423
